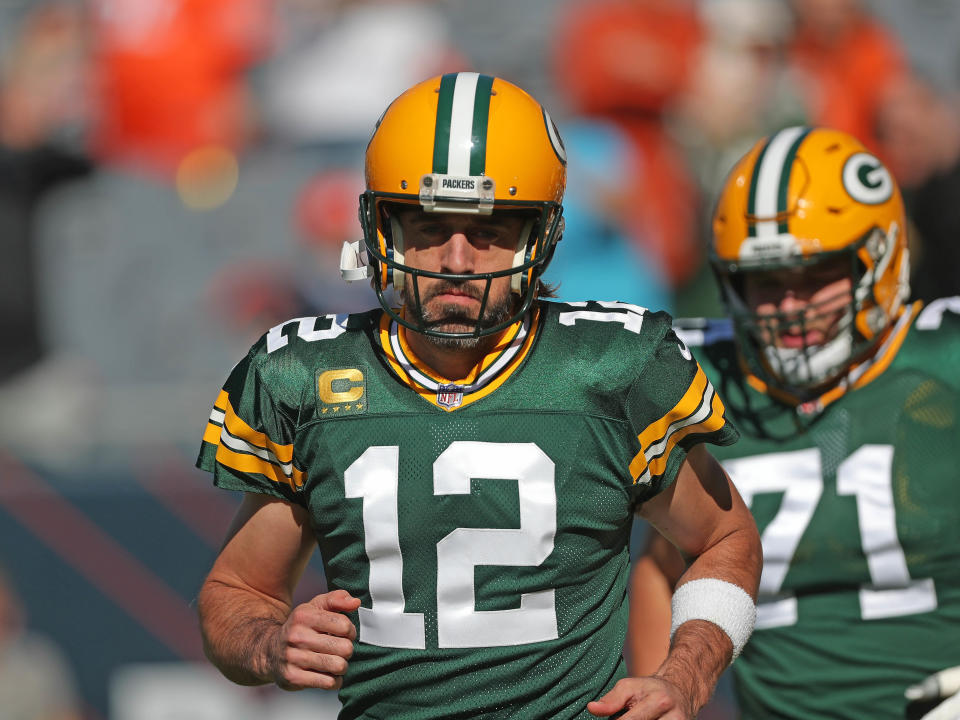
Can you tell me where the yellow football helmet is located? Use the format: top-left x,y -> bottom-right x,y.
341,72 -> 567,338
711,126 -> 910,394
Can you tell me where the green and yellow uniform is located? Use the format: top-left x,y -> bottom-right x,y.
197,300 -> 736,720
676,297 -> 960,720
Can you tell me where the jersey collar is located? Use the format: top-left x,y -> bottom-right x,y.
378,305 -> 541,411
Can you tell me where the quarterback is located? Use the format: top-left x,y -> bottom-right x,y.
195,73 -> 761,720
630,126 -> 960,719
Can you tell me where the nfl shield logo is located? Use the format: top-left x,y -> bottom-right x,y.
436,384 -> 464,409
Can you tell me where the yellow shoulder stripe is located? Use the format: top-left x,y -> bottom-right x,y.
643,391 -> 727,481
222,399 -> 294,464
214,443 -> 305,490
203,391 -> 304,490
629,366 -> 726,483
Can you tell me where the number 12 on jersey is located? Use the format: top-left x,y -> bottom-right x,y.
344,441 -> 559,649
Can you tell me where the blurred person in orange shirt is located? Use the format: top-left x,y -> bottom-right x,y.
552,0 -> 704,290
88,0 -> 273,176
786,0 -> 907,152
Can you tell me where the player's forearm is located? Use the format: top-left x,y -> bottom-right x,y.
680,521 -> 761,598
654,620 -> 731,715
197,578 -> 289,686
654,521 -> 761,711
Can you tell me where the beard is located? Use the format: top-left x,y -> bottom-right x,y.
405,280 -> 517,349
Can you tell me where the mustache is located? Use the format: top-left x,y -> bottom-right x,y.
421,281 -> 487,304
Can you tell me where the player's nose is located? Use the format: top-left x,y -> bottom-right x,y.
440,232 -> 475,274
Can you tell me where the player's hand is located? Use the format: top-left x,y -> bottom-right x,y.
267,589 -> 361,691
588,676 -> 694,719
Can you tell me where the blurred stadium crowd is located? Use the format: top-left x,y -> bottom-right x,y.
0,1 -> 959,718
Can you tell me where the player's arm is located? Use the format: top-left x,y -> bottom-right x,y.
625,527 -> 686,676
589,444 -> 761,719
197,493 -> 361,690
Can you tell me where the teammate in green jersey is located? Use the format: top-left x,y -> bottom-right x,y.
195,72 -> 762,720
629,126 -> 960,720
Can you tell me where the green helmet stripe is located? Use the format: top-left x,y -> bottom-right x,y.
432,73 -> 457,174
469,74 -> 495,176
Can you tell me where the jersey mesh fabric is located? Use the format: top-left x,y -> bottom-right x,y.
687,302 -> 960,720
197,301 -> 737,719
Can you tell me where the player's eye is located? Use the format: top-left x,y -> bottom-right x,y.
470,228 -> 501,243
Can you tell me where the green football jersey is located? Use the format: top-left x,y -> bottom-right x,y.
676,297 -> 960,720
197,299 -> 737,720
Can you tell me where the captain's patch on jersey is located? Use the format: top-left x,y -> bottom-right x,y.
317,368 -> 368,417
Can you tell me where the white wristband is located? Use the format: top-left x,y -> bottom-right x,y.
670,578 -> 756,660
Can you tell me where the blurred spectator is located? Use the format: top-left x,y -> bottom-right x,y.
862,0 -> 960,98
206,167 -> 379,344
0,2 -> 92,382
876,75 -> 960,302
88,0 -> 273,176
552,0 -> 704,289
675,0 -> 805,203
262,0 -> 464,147
0,564 -> 82,720
292,168 -> 379,313
786,0 -> 907,152
667,0 -> 808,317
543,120 -> 672,312
440,0 -> 560,110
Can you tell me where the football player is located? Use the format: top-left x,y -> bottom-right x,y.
195,72 -> 761,720
629,126 -> 960,720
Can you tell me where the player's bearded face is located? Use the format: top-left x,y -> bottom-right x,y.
405,278 -> 517,348
395,208 -> 528,347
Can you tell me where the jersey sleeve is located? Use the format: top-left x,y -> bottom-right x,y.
195,344 -> 304,505
625,326 -> 739,502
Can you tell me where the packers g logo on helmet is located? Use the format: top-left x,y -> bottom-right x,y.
711,126 -> 910,394
339,72 -> 567,339
842,152 -> 894,205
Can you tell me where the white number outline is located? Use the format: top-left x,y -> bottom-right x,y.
266,314 -> 348,353
558,301 -> 648,334
345,447 -> 426,648
916,295 -> 960,331
345,441 -> 558,648
728,445 -> 936,629
836,445 -> 937,619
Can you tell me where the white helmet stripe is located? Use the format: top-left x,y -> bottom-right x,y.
447,72 -> 480,175
752,126 -> 808,239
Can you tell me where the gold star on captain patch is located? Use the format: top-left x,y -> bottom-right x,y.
356,403 -> 363,410
321,407 -> 329,414
333,406 -> 341,412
